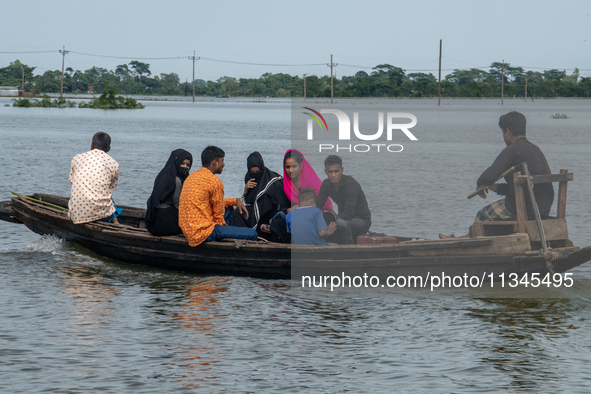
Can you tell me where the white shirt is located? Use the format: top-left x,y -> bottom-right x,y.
68,149 -> 119,224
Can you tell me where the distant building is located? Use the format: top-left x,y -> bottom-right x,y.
87,86 -> 94,94
0,86 -> 19,97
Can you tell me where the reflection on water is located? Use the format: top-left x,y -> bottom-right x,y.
466,299 -> 584,391
174,278 -> 229,331
59,263 -> 119,331
169,278 -> 230,388
2,245 -> 591,392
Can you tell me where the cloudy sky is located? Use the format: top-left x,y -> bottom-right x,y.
2,0 -> 590,81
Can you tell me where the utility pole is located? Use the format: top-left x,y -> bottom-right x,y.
59,45 -> 69,97
188,51 -> 200,102
327,54 -> 338,104
501,59 -> 504,105
438,39 -> 442,106
303,73 -> 307,101
524,73 -> 527,102
22,65 -> 25,91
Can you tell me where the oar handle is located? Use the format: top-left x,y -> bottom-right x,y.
10,191 -> 69,211
467,166 -> 516,199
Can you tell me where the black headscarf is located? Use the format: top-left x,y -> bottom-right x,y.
146,149 -> 192,225
244,152 -> 276,204
232,151 -> 291,231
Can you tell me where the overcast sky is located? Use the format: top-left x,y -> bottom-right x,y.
2,0 -> 590,81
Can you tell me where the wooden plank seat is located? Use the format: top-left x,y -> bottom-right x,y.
469,169 -> 573,244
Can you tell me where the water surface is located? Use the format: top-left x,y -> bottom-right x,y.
1,97 -> 591,392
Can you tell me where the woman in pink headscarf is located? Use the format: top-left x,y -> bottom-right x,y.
283,149 -> 333,209
265,149 -> 332,242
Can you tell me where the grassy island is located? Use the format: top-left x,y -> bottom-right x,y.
78,87 -> 144,109
12,87 -> 144,109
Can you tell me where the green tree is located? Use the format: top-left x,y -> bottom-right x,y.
404,73 -> 438,97
38,70 -> 62,93
115,64 -> 131,81
129,61 -> 151,81
446,69 -> 489,86
489,62 -> 511,83
156,72 -> 181,95
578,77 -> 591,97
0,59 -> 36,89
218,76 -> 238,96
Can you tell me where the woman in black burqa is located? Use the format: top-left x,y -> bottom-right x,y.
230,151 -> 290,238
146,149 -> 192,236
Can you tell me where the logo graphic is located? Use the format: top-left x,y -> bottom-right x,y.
303,107 -> 418,153
302,107 -> 328,131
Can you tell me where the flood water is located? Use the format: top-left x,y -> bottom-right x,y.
1,97 -> 591,392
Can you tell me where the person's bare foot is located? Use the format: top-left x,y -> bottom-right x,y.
112,217 -> 120,225
439,233 -> 455,239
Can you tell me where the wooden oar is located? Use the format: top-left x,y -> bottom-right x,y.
467,166 -> 517,199
10,191 -> 69,211
519,164 -> 554,273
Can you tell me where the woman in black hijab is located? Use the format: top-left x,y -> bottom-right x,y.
230,151 -> 290,238
146,149 -> 192,236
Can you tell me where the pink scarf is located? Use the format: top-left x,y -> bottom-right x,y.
283,149 -> 333,210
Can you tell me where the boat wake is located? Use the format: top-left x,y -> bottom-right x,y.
21,235 -> 65,253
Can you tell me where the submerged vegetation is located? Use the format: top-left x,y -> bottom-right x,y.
12,87 -> 144,109
550,113 -> 569,119
78,87 -> 144,109
12,95 -> 76,108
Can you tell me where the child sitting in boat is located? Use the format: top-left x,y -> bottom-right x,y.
286,187 -> 336,245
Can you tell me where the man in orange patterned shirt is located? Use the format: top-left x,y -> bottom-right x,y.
179,146 -> 258,246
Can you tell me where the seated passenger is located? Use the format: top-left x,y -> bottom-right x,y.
269,149 -> 332,243
229,151 -> 290,238
179,146 -> 258,246
316,155 -> 372,244
287,188 -> 336,245
68,132 -> 122,225
146,149 -> 192,236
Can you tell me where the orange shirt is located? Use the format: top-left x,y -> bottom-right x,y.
179,167 -> 237,246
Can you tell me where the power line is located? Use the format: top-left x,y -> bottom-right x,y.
2,48 -> 589,74
339,63 -> 373,69
199,57 -> 325,67
0,50 -> 56,54
339,63 -> 493,72
68,51 -> 185,60
64,51 -> 328,66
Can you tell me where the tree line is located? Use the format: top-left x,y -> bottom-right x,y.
1,59 -> 590,98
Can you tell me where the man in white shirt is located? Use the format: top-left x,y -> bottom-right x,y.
68,132 -> 121,224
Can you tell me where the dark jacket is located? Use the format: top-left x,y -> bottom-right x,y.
230,152 -> 291,231
477,137 -> 554,218
146,149 -> 192,236
316,175 -> 372,224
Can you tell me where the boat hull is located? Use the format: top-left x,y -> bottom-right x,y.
3,194 -> 591,280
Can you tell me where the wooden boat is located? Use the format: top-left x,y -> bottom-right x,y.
2,172 -> 591,281
1,194 -> 290,278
